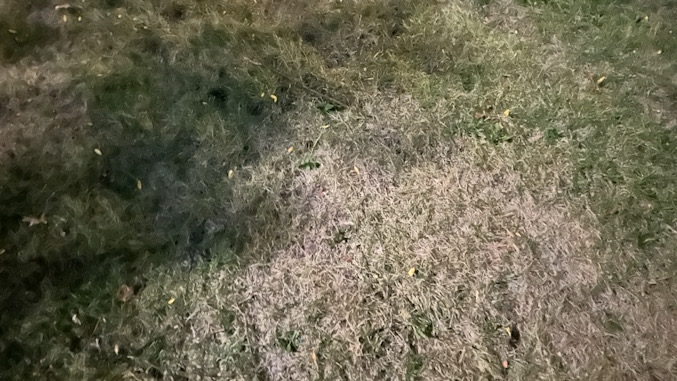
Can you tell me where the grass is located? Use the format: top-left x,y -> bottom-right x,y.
1,0 -> 676,379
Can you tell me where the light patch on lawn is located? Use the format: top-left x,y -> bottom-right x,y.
132,98 -> 605,379
116,89 -> 676,379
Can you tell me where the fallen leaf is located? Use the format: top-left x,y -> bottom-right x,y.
116,284 -> 134,302
270,94 -> 278,103
597,76 -> 606,86
72,314 -> 82,325
78,16 -> 82,21
114,344 -> 119,355
260,92 -> 265,97
288,146 -> 294,153
168,297 -> 176,305
353,165 -> 360,175
505,327 -> 511,336
503,109 -> 510,117
321,124 -> 329,129
657,50 -> 663,55
22,214 -> 47,227
136,179 -> 142,190
515,232 -> 521,237
408,267 -> 416,277
94,148 -> 102,156
62,14 -> 68,22
227,169 -> 235,178
310,352 -> 317,364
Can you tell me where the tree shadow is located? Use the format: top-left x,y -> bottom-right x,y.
0,27 -> 288,377
0,0 -> 61,64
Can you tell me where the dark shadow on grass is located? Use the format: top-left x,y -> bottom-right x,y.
0,37 -> 288,379
0,0 -> 60,64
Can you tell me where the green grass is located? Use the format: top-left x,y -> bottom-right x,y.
1,0 -> 677,379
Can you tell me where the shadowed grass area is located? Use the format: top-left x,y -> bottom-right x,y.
1,0 -> 676,379
0,1 -> 293,377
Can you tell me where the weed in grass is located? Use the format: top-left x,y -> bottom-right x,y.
410,311 -> 435,338
405,352 -> 425,381
277,330 -> 301,353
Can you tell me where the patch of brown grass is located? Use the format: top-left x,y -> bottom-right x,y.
141,92 -> 671,379
118,97 -> 609,379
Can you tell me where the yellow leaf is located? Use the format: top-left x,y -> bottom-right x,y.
168,297 -> 176,305
321,124 -> 329,129
288,146 -> 294,153
353,165 -> 360,174
515,232 -> 521,237
270,94 -> 278,103
94,148 -> 102,156
136,179 -> 142,190
505,327 -> 511,336
408,267 -> 416,277
227,169 -> 235,178
597,76 -> 606,85
260,92 -> 265,97
503,109 -> 510,117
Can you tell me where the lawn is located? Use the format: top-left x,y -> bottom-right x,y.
1,0 -> 676,379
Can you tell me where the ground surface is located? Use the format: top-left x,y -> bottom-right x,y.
1,0 -> 676,380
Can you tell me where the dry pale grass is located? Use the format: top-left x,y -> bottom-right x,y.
118,95 -> 676,380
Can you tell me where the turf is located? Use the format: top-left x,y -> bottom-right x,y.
1,0 -> 676,379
